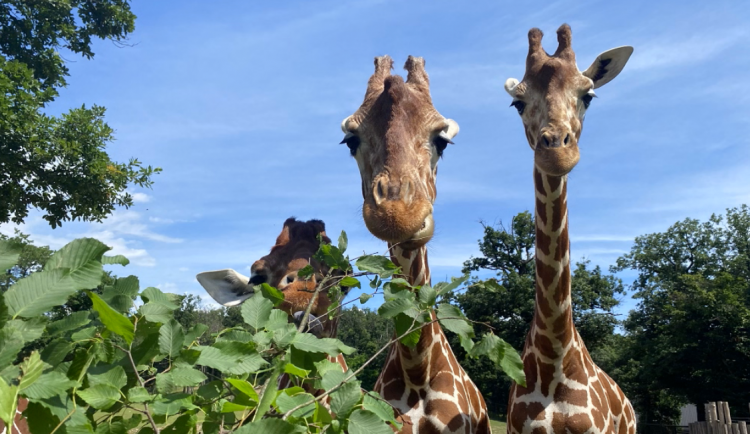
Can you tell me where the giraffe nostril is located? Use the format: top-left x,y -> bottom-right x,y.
542,135 -> 551,148
249,273 -> 267,285
286,275 -> 295,284
563,134 -> 570,146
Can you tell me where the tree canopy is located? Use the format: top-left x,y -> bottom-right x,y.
0,0 -> 159,228
613,205 -> 750,421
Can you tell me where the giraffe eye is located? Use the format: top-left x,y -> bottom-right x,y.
510,100 -> 526,115
581,90 -> 596,109
432,131 -> 453,157
339,134 -> 360,156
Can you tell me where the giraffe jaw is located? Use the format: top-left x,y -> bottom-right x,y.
397,213 -> 434,250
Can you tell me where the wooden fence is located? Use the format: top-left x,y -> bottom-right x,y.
688,402 -> 748,434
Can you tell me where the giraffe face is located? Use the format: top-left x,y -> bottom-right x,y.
341,56 -> 459,249
504,24 -> 633,176
248,218 -> 335,320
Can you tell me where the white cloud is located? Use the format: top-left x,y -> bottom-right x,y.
92,211 -> 183,244
628,29 -> 745,72
131,193 -> 151,203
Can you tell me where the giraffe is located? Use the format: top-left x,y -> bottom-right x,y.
502,24 -> 636,434
340,55 -> 490,434
196,217 -> 349,392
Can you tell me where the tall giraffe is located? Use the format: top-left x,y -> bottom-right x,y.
503,24 -> 636,434
196,218 -> 349,391
340,55 -> 490,434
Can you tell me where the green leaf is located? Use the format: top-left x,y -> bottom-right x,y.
259,283 -> 285,307
291,333 -> 340,355
241,293 -> 273,332
0,240 -> 22,272
363,391 -> 400,427
0,380 -> 19,428
338,230 -> 348,253
276,391 -> 316,419
418,284 -> 437,306
320,368 -> 346,392
355,255 -> 399,278
339,276 -> 361,288
77,384 -> 121,410
151,393 -> 196,415
156,367 -> 207,392
436,303 -> 474,340
22,371 -> 77,399
102,275 -> 140,313
434,274 -> 470,296
5,269 -> 76,318
47,311 -> 91,336
359,293 -> 372,304
88,291 -> 134,344
19,351 -> 44,390
141,287 -> 179,309
183,323 -> 208,346
139,303 -> 172,323
226,378 -> 259,402
41,339 -> 74,366
283,363 -> 310,379
234,419 -> 306,434
252,362 -> 282,422
159,320 -> 185,359
127,387 -> 153,403
44,238 -> 110,288
265,309 -> 289,332
89,366 -> 127,390
330,380 -> 361,417
6,317 -> 47,342
348,409 -> 394,434
102,255 -> 130,266
0,327 -> 24,367
297,265 -> 314,278
394,313 -> 421,347
378,297 -> 416,319
469,333 -> 526,387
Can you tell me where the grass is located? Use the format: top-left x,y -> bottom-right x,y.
490,418 -> 507,433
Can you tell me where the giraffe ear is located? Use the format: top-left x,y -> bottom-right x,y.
196,269 -> 253,307
504,78 -> 520,97
582,46 -> 633,89
443,119 -> 460,140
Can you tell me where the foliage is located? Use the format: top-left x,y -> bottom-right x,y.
0,232 -> 523,433
612,205 -> 750,422
336,308 -> 393,391
452,211 -> 625,416
0,0 -> 160,228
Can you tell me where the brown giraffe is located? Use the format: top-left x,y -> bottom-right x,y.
503,24 -> 636,434
196,218 -> 348,392
340,55 -> 490,434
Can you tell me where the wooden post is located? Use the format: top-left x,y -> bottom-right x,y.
723,402 -> 731,424
717,402 -> 726,424
707,402 -> 718,422
738,421 -> 747,434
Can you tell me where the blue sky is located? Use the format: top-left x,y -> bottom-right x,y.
2,0 -> 749,317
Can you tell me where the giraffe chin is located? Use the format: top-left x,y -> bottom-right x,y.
534,145 -> 580,177
362,200 -> 433,247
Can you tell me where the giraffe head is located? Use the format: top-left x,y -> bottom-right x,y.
197,218 -> 345,337
341,55 -> 459,250
504,24 -> 632,176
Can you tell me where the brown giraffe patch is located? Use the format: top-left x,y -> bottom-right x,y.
519,353 -> 538,395
407,389 -> 419,408
536,257 -> 557,289
532,427 -> 547,434
591,407 -> 606,431
538,358 -> 555,396
567,413 -> 593,434
536,226 -> 552,256
426,399 -> 464,431
534,332 -> 558,360
554,383 -> 587,406
429,371 -> 454,394
562,348 -> 588,384
536,197 -> 548,226
551,412 -> 566,434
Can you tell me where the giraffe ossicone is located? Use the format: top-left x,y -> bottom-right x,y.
503,24 -> 637,434
341,55 -> 490,434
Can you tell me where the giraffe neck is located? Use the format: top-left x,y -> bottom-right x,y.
531,166 -> 575,358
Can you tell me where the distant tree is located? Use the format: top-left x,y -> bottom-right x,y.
612,205 -> 750,422
0,0 -> 160,228
450,211 -> 625,416
336,306 -> 393,391
0,231 -> 53,291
